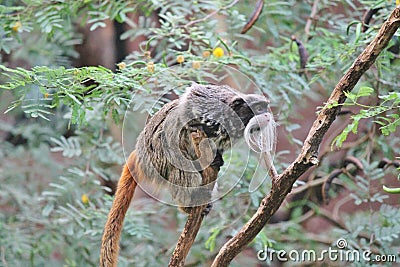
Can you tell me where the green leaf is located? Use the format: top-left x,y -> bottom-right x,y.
357,86 -> 374,97
325,100 -> 339,109
205,227 -> 221,252
344,91 -> 357,102
332,121 -> 356,148
383,185 -> 400,194
89,21 -> 106,31
346,20 -> 360,35
50,136 -> 82,158
112,108 -> 120,124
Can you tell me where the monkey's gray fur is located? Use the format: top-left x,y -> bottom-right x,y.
134,83 -> 272,209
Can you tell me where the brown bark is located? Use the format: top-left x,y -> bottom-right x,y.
241,0 -> 264,34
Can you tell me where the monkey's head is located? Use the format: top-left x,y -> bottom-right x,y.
229,93 -> 271,127
230,92 -> 276,153
180,83 -> 276,153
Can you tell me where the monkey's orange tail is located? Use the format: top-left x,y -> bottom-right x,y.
100,151 -> 139,267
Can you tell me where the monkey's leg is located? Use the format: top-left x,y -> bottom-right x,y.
197,149 -> 223,215
210,150 -> 224,170
177,179 -> 217,215
169,168 -> 215,215
197,151 -> 223,215
178,191 -> 213,215
201,203 -> 213,216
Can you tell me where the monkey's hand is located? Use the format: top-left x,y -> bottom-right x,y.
210,150 -> 224,170
179,203 -> 213,216
202,203 -> 213,216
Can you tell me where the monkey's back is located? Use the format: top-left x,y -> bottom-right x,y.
135,99 -> 179,182
134,98 -> 206,205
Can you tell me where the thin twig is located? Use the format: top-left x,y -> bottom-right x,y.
305,0 -> 320,39
1,247 -> 8,267
211,6 -> 400,267
183,0 -> 239,29
289,175 -> 328,195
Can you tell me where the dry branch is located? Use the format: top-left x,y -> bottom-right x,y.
240,0 -> 264,34
305,0 -> 320,39
168,130 -> 219,267
362,8 -> 381,32
211,6 -> 400,267
291,35 -> 309,74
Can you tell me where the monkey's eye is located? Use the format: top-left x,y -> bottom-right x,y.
253,103 -> 268,114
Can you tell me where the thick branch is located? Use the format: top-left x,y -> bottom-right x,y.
168,207 -> 204,267
211,6 -> 400,267
168,130 -> 219,267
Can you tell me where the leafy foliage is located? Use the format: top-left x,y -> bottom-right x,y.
1,0 -> 399,266
332,88 -> 400,148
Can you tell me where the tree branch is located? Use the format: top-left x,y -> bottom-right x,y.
305,0 -> 320,39
183,0 -> 239,29
211,6 -> 400,267
168,130 -> 219,267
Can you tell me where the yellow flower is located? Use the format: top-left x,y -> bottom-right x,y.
81,194 -> 89,205
177,55 -> 185,64
144,51 -> 151,59
44,93 -> 50,99
12,21 -> 22,32
213,47 -> 224,58
202,51 -> 211,58
117,62 -> 126,70
147,62 -> 155,73
192,61 -> 201,69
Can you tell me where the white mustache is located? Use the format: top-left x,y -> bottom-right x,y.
244,113 -> 276,153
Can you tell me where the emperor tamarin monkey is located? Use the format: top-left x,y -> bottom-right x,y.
100,83 -> 276,266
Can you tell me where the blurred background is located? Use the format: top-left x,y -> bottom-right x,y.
0,1 -> 399,266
